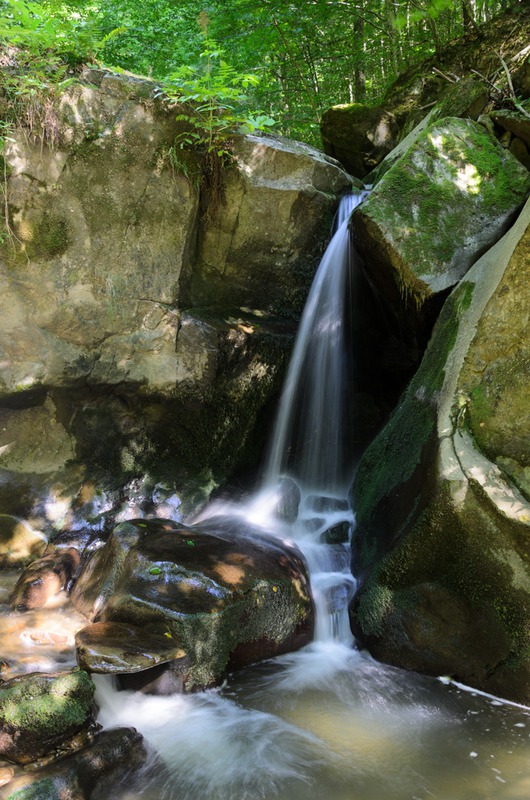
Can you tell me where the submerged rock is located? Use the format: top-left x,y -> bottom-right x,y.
71,517 -> 314,691
0,670 -> 96,764
350,198 -> 530,703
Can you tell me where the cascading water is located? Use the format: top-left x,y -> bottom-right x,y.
93,191 -> 530,800
246,189 -> 368,646
263,190 -> 367,494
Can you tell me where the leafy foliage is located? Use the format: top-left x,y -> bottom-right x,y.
0,0 -> 514,147
160,34 -> 274,159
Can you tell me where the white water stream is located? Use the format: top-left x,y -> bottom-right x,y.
93,193 -> 530,800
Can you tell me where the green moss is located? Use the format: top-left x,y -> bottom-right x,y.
353,280 -> 473,547
7,779 -> 60,800
36,212 -> 69,257
355,479 -> 530,675
363,118 -> 530,289
355,579 -> 394,637
0,670 -> 95,734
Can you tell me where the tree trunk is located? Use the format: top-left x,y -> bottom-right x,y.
354,11 -> 366,101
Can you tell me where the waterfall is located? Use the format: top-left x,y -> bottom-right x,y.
93,188 -> 530,800
242,190 -> 368,645
262,190 -> 368,494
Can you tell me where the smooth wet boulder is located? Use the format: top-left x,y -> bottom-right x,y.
75,621 -> 189,676
0,727 -> 150,800
9,548 -> 80,611
71,517 -> 314,691
0,516 -> 47,569
0,670 -> 96,764
352,117 -> 530,355
350,198 -> 530,703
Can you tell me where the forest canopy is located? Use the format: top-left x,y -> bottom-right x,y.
0,0 -> 521,145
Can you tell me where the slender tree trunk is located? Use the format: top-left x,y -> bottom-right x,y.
354,10 -> 366,101
462,0 -> 480,33
384,0 -> 399,75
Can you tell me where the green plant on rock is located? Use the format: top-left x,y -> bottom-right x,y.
156,16 -> 274,213
0,0 -> 124,139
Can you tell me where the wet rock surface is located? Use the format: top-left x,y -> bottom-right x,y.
75,621 -> 188,675
10,549 -> 80,612
0,517 -> 47,570
71,516 -> 314,690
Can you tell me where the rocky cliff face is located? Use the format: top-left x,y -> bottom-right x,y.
0,70 -> 351,528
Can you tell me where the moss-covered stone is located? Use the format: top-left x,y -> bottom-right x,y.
353,118 -> 530,310
71,517 -> 314,691
0,670 -> 96,764
350,198 -> 530,704
2,727 -> 149,800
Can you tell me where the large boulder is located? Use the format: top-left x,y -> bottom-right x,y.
71,517 -> 314,691
350,198 -> 530,703
351,117 -> 530,363
0,70 -> 351,521
194,134 -> 354,313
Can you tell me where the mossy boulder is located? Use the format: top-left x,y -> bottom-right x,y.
350,198 -> 530,703
71,517 -> 314,691
365,77 -> 490,185
0,727 -> 149,800
0,670 -> 96,764
351,117 -> 530,356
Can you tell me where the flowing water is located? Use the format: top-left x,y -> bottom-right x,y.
27,192 -> 530,799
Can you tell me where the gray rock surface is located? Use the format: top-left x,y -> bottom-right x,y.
0,70 -> 351,520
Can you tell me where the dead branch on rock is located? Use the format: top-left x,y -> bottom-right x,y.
432,67 -> 457,83
497,51 -> 530,119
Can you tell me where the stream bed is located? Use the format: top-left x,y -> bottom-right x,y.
96,640 -> 530,800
